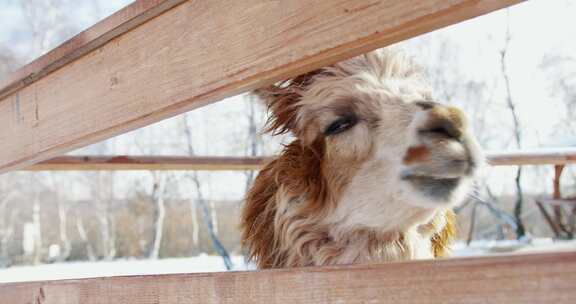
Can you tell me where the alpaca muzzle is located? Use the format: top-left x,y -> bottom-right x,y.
401,102 -> 482,200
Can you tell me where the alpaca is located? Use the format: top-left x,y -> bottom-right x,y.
241,49 -> 482,269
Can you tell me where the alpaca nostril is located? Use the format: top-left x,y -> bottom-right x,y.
414,101 -> 438,110
416,102 -> 466,140
419,119 -> 462,140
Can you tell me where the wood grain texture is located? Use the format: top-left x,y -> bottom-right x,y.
487,148 -> 576,166
0,0 -> 524,174
23,148 -> 576,171
0,0 -> 187,100
0,251 -> 575,304
25,155 -> 269,171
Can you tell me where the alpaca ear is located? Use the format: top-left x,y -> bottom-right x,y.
254,70 -> 324,136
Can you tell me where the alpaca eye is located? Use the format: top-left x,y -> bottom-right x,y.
324,115 -> 358,136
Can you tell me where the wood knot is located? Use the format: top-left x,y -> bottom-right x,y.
35,287 -> 46,304
110,76 -> 119,87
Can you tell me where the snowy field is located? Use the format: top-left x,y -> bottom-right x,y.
1,239 -> 575,283
0,255 -> 248,283
451,238 -> 576,257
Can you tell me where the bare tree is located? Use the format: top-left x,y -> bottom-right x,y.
0,50 -> 20,78
148,172 -> 168,259
540,55 -> 576,136
75,210 -> 96,261
32,195 -> 43,264
209,200 -> 219,236
460,183 -> 519,244
244,98 -> 260,193
131,131 -> 172,259
182,115 -> 233,270
81,170 -> 118,260
82,141 -> 118,260
466,202 -> 479,245
189,198 -> 200,247
480,187 -> 519,231
20,0 -> 79,60
47,174 -> 72,262
0,191 -> 16,266
499,13 -> 526,239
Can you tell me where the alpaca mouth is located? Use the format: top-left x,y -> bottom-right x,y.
400,142 -> 480,202
402,175 -> 462,201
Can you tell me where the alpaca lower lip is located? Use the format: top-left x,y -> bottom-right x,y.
403,175 -> 460,200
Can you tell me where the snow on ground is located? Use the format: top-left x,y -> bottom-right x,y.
1,239 -> 575,283
452,238 -> 576,257
0,254 -> 248,283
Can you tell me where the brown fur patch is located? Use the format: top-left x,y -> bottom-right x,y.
240,161 -> 280,268
403,146 -> 430,164
254,70 -> 327,136
241,139 -> 329,268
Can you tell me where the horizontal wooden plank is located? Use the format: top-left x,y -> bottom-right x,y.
25,155 -> 269,171
0,0 -> 187,101
1,251 -> 575,303
21,148 -> 576,171
538,198 -> 576,207
0,0 -> 523,174
486,148 -> 576,166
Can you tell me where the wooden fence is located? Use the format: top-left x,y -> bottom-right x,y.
1,252 -> 575,304
20,149 -> 576,171
0,0 -> 523,174
2,0 -> 575,303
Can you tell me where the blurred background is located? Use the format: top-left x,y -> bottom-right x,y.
0,0 -> 575,281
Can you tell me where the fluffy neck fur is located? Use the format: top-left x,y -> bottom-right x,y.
241,140 -> 455,269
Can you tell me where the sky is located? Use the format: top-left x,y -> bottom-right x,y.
0,0 -> 131,60
0,0 -> 575,200
403,0 -> 576,148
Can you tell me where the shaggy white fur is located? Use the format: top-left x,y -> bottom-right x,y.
241,49 -> 483,268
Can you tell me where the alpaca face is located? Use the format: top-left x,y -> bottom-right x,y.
243,50 -> 482,268
291,51 -> 483,232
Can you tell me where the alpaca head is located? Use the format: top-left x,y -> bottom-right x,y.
242,49 -> 483,268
